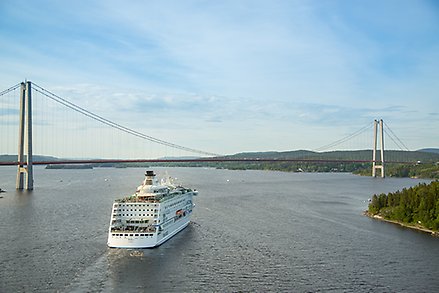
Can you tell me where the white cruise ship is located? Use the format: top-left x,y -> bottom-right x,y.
107,171 -> 197,248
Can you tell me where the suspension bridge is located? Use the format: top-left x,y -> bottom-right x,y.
0,81 -> 421,190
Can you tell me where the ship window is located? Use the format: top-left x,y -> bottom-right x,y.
135,234 -> 139,236
125,234 -> 128,236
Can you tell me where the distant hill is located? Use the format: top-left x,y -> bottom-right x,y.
221,150 -> 439,178
0,155 -> 60,162
418,148 -> 439,154
159,156 -> 201,160
224,150 -> 316,159
2,150 -> 439,164
224,149 -> 439,163
2,150 -> 438,178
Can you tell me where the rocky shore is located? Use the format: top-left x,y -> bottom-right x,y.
364,211 -> 439,237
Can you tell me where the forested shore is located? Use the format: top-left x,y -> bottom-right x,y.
366,181 -> 439,234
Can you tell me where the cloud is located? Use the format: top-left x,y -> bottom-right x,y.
1,0 -> 438,154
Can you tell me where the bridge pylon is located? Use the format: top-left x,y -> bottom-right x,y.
16,81 -> 33,190
372,119 -> 385,178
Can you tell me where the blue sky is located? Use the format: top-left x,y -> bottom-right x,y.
1,0 -> 438,156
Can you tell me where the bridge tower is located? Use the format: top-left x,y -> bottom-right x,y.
16,81 -> 33,190
372,119 -> 385,178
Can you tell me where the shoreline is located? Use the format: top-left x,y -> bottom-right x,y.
364,211 -> 439,237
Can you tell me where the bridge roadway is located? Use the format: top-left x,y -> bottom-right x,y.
0,158 -> 412,166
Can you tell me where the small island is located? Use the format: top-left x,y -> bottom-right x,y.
365,181 -> 439,236
45,164 -> 93,169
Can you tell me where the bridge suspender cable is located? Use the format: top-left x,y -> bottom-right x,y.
31,83 -> 221,157
0,83 -> 21,97
383,122 -> 410,151
313,122 -> 373,152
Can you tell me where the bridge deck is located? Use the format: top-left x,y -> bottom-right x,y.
0,158 -> 412,166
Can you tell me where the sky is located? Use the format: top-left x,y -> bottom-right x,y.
1,0 -> 438,156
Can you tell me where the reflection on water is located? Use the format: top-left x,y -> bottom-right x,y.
1,166 -> 438,292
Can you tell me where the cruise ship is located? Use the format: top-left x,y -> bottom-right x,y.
107,171 -> 197,248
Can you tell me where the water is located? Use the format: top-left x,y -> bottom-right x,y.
0,166 -> 438,292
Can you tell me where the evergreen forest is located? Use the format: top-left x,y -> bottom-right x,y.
368,181 -> 439,231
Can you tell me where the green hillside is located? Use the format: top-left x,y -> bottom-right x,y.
0,154 -> 60,162
224,149 -> 439,163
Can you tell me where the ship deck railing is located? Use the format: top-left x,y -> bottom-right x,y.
115,197 -> 160,203
115,188 -> 194,204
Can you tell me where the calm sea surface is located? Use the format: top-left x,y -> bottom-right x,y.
0,166 -> 438,292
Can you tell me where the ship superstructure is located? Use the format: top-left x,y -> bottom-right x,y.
107,171 -> 197,248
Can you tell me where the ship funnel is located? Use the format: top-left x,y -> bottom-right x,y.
145,171 -> 155,177
143,170 -> 156,186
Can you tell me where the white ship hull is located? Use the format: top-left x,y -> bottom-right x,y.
107,171 -> 197,249
108,215 -> 191,248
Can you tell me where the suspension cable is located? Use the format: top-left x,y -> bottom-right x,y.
383,129 -> 404,150
383,122 -> 410,151
313,122 -> 373,152
0,83 -> 21,97
32,83 -> 221,157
